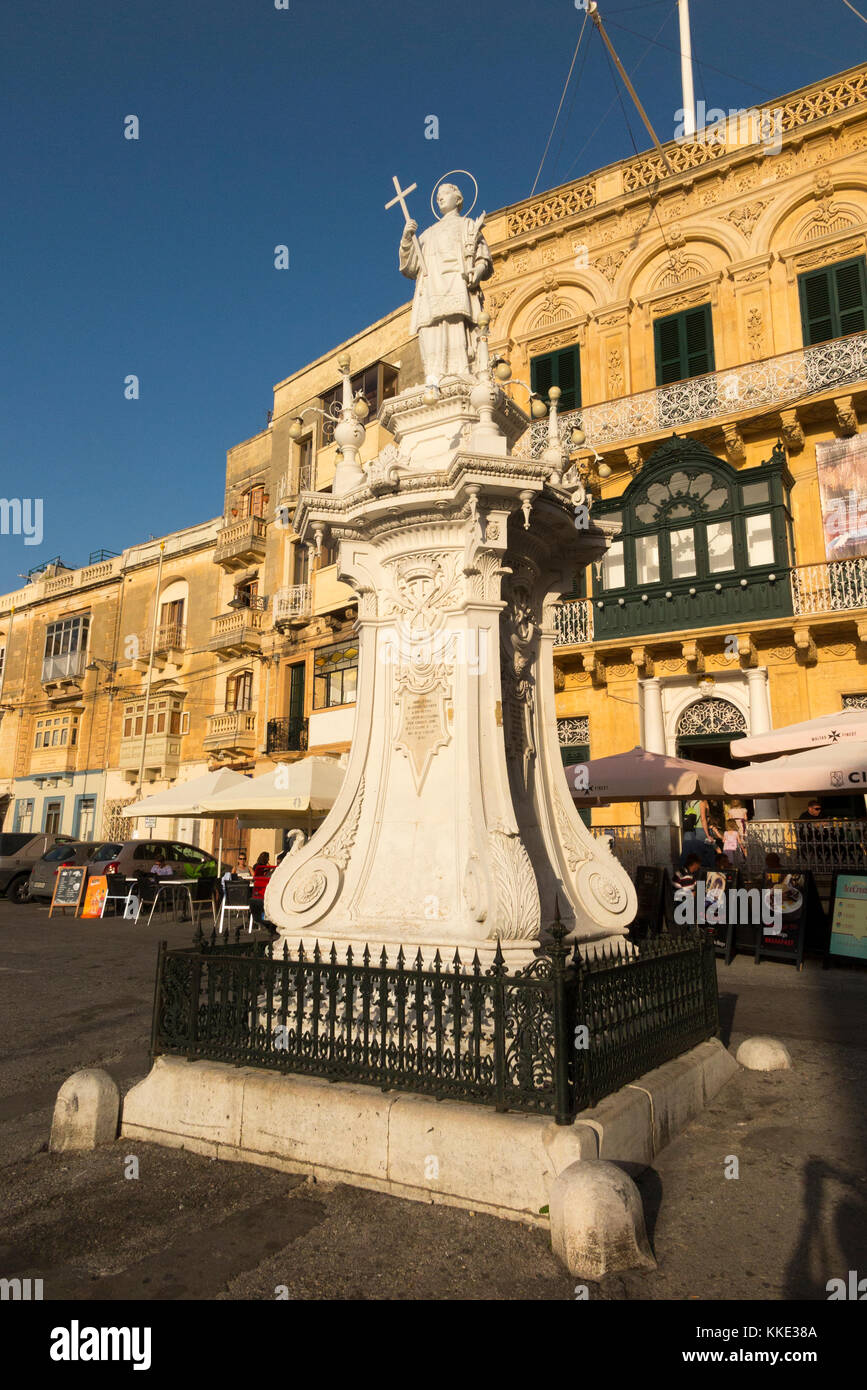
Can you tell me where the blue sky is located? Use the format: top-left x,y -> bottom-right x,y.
0,0 -> 861,591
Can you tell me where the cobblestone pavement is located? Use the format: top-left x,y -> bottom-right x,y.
1,899 -> 865,1300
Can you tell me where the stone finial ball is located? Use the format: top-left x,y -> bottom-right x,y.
549,385 -> 562,401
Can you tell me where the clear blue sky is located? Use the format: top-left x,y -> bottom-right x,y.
0,0 -> 861,591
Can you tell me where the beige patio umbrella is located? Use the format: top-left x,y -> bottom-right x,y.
730,708 -> 867,760
197,756 -> 345,832
121,768 -> 250,875
565,746 -> 728,851
564,747 -> 728,803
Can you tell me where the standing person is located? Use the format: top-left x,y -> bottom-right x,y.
797,798 -> 824,864
700,798 -> 725,850
722,818 -> 745,869
680,813 -> 715,869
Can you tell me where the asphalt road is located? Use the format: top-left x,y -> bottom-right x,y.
1,898 -> 866,1301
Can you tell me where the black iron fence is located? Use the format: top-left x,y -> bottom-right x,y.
151,915 -> 719,1124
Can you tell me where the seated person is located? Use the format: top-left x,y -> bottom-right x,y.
150,855 -> 173,878
673,854 -> 702,897
234,851 -> 253,881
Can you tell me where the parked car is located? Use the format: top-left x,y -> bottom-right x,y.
26,841 -> 101,902
87,839 -> 218,884
0,832 -> 76,904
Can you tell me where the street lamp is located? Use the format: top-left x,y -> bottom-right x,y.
288,355 -> 370,496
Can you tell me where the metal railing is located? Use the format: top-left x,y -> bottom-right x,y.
266,716 -> 309,754
151,917 -> 719,1123
272,585 -> 312,623
515,332 -> 867,457
791,556 -> 867,616
553,598 -> 594,646
744,819 -> 867,875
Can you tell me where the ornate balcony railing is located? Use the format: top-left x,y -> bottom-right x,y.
204,709 -> 257,751
272,585 -> 312,625
744,819 -> 867,875
553,598 -> 593,646
790,556 -> 867,616
515,332 -> 867,457
266,716 -> 309,755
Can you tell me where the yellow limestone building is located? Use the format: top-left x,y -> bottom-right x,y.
3,62 -> 867,861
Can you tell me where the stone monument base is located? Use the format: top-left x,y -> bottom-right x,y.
121,1043 -> 736,1239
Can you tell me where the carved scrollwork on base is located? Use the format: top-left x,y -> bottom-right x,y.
488,830 -> 540,941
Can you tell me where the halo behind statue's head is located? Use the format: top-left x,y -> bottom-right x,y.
431,170 -> 479,219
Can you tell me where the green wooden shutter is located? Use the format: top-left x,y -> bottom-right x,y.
531,354 -> 553,400
835,258 -> 867,337
655,315 -> 685,384
684,304 -> 714,376
530,347 -> 581,411
655,306 -> 714,384
799,266 -> 835,345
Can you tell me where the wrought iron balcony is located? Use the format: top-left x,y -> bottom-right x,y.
208,607 -> 265,659
553,598 -> 594,646
790,556 -> 867,617
272,584 -> 312,629
214,515 -> 268,571
515,332 -> 867,457
266,716 -> 309,755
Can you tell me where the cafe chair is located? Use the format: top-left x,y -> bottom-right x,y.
189,875 -> 218,929
217,879 -> 254,935
134,872 -> 172,926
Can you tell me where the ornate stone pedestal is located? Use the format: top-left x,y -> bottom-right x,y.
266,382 -> 637,964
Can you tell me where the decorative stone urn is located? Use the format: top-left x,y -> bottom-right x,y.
265,371 -> 637,966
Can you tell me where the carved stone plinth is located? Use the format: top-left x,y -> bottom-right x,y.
266,383 -> 637,965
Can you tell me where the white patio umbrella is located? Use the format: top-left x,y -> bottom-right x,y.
197,756 -> 345,832
724,739 -> 867,797
121,768 -> 250,875
730,708 -> 867,760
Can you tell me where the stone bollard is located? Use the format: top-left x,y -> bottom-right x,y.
550,1159 -> 656,1279
736,1037 -> 793,1072
49,1069 -> 120,1153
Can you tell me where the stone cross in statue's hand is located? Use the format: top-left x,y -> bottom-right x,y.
385,175 -> 428,276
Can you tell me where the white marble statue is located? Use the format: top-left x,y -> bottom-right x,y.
399,183 -> 493,385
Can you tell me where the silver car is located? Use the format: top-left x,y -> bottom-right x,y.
26,841 -> 101,902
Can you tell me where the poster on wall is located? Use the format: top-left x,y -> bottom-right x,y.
827,871 -> 867,963
816,436 -> 867,561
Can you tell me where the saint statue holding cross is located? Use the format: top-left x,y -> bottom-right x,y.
387,175 -> 493,385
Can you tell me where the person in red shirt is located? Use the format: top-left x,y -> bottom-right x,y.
251,852 -> 275,930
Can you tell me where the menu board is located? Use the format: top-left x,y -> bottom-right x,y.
49,866 -> 87,916
632,866 -> 671,939
80,875 -> 108,919
702,868 -> 740,964
828,872 -> 867,963
754,871 -> 813,968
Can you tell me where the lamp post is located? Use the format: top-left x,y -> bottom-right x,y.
288,356 -> 370,497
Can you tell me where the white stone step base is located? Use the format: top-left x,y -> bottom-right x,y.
121,1040 -> 737,1228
